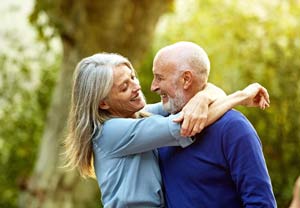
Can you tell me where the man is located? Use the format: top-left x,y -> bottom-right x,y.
151,41 -> 276,207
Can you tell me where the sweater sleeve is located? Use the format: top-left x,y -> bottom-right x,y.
145,103 -> 170,116
93,114 -> 193,157
222,115 -> 276,207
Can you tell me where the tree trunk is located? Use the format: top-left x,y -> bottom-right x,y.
21,0 -> 173,207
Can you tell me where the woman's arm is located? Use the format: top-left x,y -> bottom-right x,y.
95,114 -> 193,157
174,83 -> 270,137
173,83 -> 226,136
207,82 -> 270,125
144,103 -> 169,116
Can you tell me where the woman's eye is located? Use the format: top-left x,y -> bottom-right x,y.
121,84 -> 128,92
131,75 -> 136,80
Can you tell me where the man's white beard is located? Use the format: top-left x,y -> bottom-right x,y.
162,89 -> 186,114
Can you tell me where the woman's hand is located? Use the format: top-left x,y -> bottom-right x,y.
173,83 -> 226,137
173,93 -> 209,137
239,83 -> 270,110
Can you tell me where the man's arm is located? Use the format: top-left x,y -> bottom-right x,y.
223,114 -> 276,207
175,83 -> 270,137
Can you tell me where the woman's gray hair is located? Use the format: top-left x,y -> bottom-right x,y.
64,52 -> 133,178
73,53 -> 133,125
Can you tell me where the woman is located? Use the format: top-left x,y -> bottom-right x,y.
64,53 -> 269,207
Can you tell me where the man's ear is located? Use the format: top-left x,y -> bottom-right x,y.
182,70 -> 193,90
99,100 -> 110,110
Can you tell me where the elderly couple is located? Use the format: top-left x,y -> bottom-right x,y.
65,41 -> 276,207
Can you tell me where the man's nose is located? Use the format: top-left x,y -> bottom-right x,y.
151,80 -> 158,92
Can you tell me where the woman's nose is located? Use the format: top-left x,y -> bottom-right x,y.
132,80 -> 141,92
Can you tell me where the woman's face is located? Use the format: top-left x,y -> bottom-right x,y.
101,64 -> 146,118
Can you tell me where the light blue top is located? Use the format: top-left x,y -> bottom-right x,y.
92,104 -> 192,208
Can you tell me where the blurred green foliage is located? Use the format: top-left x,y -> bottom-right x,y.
0,31 -> 60,207
1,0 -> 300,207
139,0 -> 300,207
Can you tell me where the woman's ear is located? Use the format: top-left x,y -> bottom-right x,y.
99,100 -> 110,110
182,70 -> 193,90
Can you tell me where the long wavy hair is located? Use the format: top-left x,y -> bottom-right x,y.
64,53 -> 135,178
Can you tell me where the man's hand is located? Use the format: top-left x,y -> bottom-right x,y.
239,83 -> 270,110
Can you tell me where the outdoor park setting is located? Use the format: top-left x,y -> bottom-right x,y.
0,0 -> 300,207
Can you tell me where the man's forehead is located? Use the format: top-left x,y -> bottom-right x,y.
153,59 -> 176,74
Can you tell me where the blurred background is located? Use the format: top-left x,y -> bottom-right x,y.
0,0 -> 299,207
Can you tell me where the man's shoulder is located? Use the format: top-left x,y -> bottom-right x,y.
223,109 -> 244,118
215,109 -> 258,138
214,109 -> 247,126
207,109 -> 256,137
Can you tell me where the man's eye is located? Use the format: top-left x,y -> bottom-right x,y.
131,75 -> 136,80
